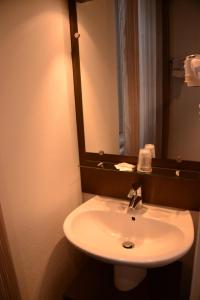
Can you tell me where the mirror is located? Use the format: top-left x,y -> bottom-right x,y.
75,0 -> 200,163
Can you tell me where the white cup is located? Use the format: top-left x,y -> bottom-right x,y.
144,144 -> 155,158
137,148 -> 152,173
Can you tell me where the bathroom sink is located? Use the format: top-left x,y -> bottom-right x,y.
63,195 -> 194,267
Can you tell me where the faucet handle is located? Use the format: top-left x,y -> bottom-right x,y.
137,187 -> 142,197
127,182 -> 142,199
132,181 -> 142,191
127,188 -> 136,199
134,198 -> 143,210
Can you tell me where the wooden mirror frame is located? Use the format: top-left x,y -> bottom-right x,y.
68,0 -> 200,174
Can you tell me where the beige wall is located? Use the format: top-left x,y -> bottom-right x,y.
0,1 -> 83,300
77,0 -> 120,154
180,211 -> 200,300
168,0 -> 200,161
190,213 -> 200,300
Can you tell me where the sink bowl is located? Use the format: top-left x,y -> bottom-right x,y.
63,195 -> 194,290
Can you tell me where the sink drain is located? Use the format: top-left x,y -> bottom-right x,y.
122,241 -> 134,249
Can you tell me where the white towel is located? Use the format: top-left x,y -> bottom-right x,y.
114,162 -> 136,172
184,54 -> 200,87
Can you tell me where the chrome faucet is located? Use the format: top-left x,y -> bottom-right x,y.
127,182 -> 143,210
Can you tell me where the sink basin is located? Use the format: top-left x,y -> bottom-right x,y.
63,195 -> 194,290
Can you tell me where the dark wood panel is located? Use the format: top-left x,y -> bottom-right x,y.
80,166 -> 200,211
68,0 -> 86,156
142,175 -> 200,211
81,166 -> 138,199
0,205 -> 21,300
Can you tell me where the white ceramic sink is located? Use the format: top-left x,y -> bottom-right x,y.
63,195 -> 194,290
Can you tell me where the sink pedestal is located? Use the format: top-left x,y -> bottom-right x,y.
114,265 -> 147,291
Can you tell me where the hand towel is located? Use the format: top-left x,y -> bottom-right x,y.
184,54 -> 200,87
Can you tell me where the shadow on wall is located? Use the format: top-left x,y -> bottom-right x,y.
0,1 -> 83,300
180,211 -> 199,300
37,237 -> 86,300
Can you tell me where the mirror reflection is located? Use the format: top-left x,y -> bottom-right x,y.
77,0 -> 200,162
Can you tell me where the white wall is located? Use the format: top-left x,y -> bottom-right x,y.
0,1 -> 83,300
77,0 -> 120,154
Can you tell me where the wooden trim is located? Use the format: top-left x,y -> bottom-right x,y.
80,160 -> 200,180
68,0 -> 200,172
80,152 -> 200,173
0,205 -> 21,300
68,0 -> 86,156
